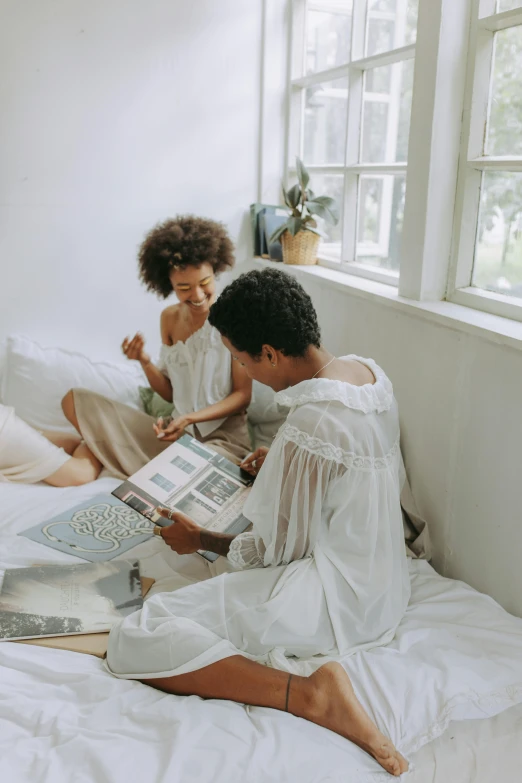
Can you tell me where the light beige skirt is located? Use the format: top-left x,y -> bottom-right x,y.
72,389 -> 251,481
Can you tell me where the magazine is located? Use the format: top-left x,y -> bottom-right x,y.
112,434 -> 254,562
15,576 -> 155,657
19,494 -> 155,562
0,560 -> 143,642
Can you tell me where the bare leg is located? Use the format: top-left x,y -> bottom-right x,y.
41,430 -> 82,455
61,389 -> 81,434
44,442 -> 102,487
142,658 -> 407,776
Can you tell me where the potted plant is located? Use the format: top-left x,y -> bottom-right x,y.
269,157 -> 340,265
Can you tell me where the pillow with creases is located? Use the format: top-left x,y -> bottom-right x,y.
1,335 -> 145,433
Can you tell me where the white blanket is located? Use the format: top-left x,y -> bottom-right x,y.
2,479 -> 522,782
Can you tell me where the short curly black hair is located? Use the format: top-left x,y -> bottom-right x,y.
138,215 -> 235,298
208,268 -> 321,357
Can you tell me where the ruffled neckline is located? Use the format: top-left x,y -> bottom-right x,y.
161,320 -> 219,355
274,355 -> 394,414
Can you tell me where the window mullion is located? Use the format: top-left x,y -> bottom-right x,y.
341,0 -> 365,266
399,0 -> 473,301
351,0 -> 366,61
447,0 -> 492,295
285,1 -> 307,180
468,26 -> 495,158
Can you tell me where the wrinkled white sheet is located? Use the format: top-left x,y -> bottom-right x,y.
1,479 -> 522,783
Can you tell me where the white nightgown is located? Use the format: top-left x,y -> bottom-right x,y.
106,356 -> 411,678
72,319 -> 249,477
158,320 -> 233,438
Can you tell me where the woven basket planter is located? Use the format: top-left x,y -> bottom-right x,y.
281,230 -> 320,266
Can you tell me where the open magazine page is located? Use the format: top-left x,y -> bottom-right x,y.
112,435 -> 253,561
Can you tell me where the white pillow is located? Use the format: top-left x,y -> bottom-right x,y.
248,381 -> 288,448
248,381 -> 288,424
1,335 -> 145,433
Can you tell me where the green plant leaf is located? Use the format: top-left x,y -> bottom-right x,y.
287,216 -> 304,236
305,196 -> 340,225
282,185 -> 292,209
296,157 -> 310,190
286,183 -> 302,209
269,223 -> 288,243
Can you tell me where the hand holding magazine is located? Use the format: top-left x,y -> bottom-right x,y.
112,434 -> 254,562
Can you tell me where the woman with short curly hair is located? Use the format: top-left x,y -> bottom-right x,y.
61,216 -> 252,478
106,268 -> 410,776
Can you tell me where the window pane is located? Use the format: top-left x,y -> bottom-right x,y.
361,59 -> 413,163
303,78 -> 348,164
486,25 -> 522,156
356,174 -> 405,274
472,171 -> 522,298
309,173 -> 344,261
495,1 -> 522,11
306,1 -> 353,75
365,0 -> 418,57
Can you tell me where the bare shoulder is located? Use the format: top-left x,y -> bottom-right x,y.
330,358 -> 376,386
160,304 -> 181,345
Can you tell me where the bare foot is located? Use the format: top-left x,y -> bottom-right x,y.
292,662 -> 408,777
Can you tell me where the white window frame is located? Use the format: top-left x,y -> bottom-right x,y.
447,1 -> 522,323
285,0 -> 414,287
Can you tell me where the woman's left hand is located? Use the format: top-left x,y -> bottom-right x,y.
153,414 -> 193,442
155,507 -> 201,554
240,447 -> 269,476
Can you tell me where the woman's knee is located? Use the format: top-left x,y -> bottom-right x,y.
45,456 -> 99,487
61,389 -> 75,420
61,389 -> 83,432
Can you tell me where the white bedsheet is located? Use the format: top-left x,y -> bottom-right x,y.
1,479 -> 522,783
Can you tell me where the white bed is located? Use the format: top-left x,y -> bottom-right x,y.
2,478 -> 522,783
2,336 -> 522,782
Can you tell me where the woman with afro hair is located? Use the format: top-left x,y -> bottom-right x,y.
106,269 -> 410,777
61,216 -> 252,478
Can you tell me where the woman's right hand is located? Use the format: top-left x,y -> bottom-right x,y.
121,333 -> 150,365
240,447 -> 269,476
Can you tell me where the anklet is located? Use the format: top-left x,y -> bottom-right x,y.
285,674 -> 293,712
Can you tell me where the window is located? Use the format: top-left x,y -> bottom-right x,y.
287,0 -> 419,284
280,0 -> 522,324
450,0 -> 522,320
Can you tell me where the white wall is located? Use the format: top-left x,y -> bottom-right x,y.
256,1 -> 522,616
0,0 -> 261,361
275,268 -> 522,617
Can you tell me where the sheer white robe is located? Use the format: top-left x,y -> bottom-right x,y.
106,356 -> 411,677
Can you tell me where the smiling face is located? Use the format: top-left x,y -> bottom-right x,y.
169,262 -> 216,315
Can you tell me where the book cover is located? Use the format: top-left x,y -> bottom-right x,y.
112,434 -> 253,562
262,213 -> 288,262
249,203 -> 288,256
16,576 -> 155,657
0,560 -> 143,641
18,494 -> 155,562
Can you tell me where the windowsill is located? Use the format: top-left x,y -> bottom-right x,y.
252,257 -> 522,352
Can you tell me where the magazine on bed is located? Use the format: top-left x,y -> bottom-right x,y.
112,434 -> 254,562
19,494 -> 155,562
0,560 -> 143,642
